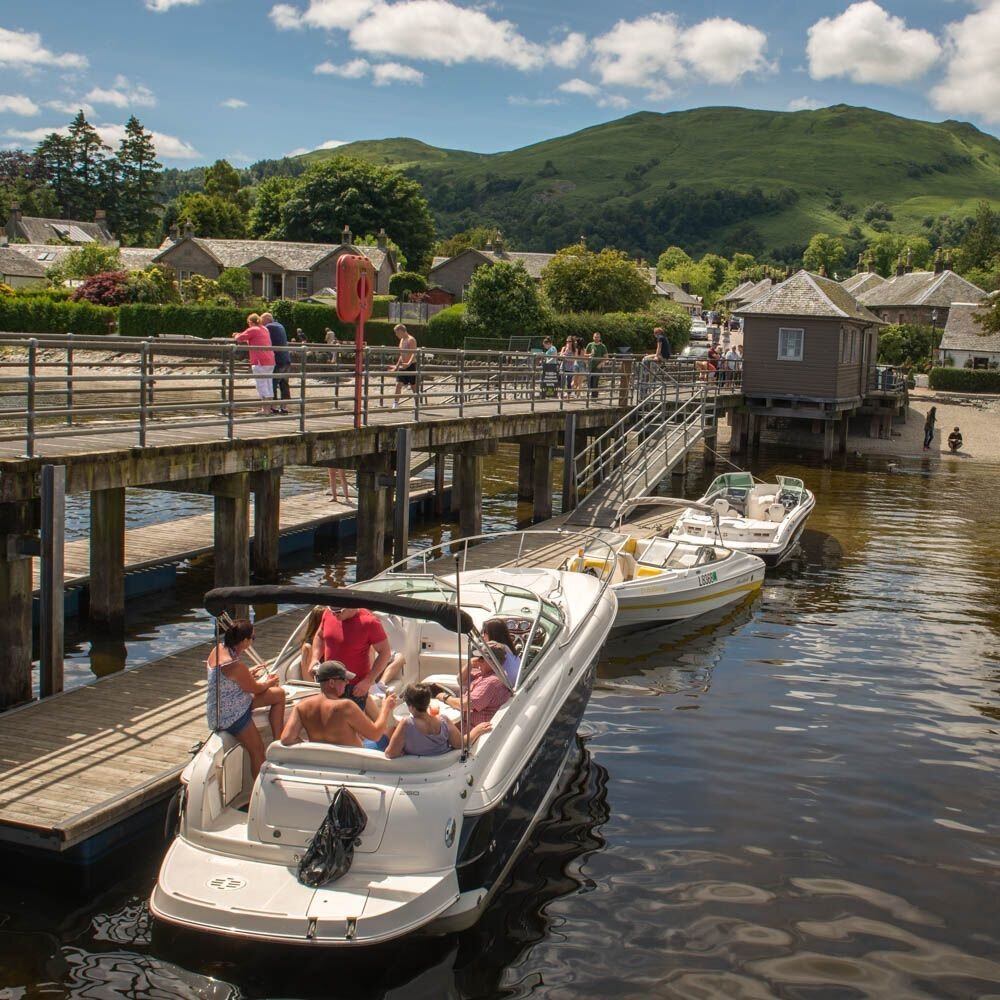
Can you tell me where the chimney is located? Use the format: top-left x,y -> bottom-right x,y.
376,227 -> 388,250
342,224 -> 352,245
857,252 -> 864,274
905,246 -> 912,274
484,237 -> 494,252
182,219 -> 194,238
933,249 -> 943,274
7,201 -> 22,241
168,223 -> 180,242
95,208 -> 106,224
493,230 -> 503,254
579,234 -> 587,248
895,257 -> 905,277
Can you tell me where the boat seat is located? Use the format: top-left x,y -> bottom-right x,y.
712,498 -> 731,516
265,740 -> 462,774
420,672 -> 459,691
669,551 -> 700,569
767,503 -> 786,523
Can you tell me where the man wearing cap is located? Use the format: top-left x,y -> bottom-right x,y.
311,606 -> 405,712
280,660 -> 398,748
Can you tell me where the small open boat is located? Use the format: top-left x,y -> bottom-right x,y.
151,531 -> 618,947
669,472 -> 815,566
563,499 -> 765,629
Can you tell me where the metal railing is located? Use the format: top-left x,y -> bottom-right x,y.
0,333 -> 648,457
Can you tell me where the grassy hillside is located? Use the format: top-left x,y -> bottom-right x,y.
303,105 -> 1000,260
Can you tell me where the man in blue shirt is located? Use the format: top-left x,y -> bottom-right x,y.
261,311 -> 291,414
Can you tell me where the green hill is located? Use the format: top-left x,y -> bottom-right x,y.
303,105 -> 1000,260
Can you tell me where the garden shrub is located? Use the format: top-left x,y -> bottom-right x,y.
117,303 -> 246,339
389,271 -> 428,300
425,304 -> 467,348
928,367 -> 1000,393
0,298 -> 115,335
72,271 -> 130,307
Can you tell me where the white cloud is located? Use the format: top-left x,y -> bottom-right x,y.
0,26 -> 87,72
220,97 -> 248,109
372,61 -> 424,86
348,0 -> 545,70
86,75 -> 156,108
45,99 -> 95,116
931,1 -> 1000,124
598,94 -> 629,109
558,78 -> 600,97
0,94 -> 40,116
788,96 -> 823,111
315,58 -> 371,78
549,31 -> 587,69
270,0 -> 376,30
592,13 -> 770,97
807,2 -> 940,85
5,121 -> 200,159
508,95 -> 562,107
145,0 -> 201,10
284,138 -> 349,157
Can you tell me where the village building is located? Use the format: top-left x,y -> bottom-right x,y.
152,223 -> 398,298
10,243 -> 161,274
736,269 -> 887,458
937,302 -> 1000,369
840,270 -> 886,297
717,277 -> 773,312
5,203 -> 115,245
856,266 -> 985,328
0,245 -> 48,287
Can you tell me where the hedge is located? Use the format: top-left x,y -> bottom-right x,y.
426,304 -> 467,348
928,367 -> 1000,393
270,300 -> 338,340
118,303 -> 246,339
0,298 -> 116,336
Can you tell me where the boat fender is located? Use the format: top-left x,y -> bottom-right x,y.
163,785 -> 186,840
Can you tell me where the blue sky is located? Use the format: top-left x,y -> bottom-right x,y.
2,0 -> 999,167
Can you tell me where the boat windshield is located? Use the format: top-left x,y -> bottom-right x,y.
777,476 -> 805,499
635,537 -> 679,566
583,532 -> 628,557
354,575 -> 457,603
481,582 -> 564,684
703,472 -> 754,502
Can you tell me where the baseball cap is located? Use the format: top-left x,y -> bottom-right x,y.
315,660 -> 356,682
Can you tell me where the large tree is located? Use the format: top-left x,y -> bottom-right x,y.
66,111 -> 110,219
464,260 -> 543,338
273,157 -> 435,269
246,175 -> 296,240
115,116 -> 161,245
166,191 -> 246,239
541,245 -> 651,314
802,233 -> 845,276
204,159 -> 241,201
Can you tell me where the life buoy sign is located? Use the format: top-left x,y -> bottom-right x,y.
335,254 -> 375,323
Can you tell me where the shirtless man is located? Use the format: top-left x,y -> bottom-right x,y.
389,323 -> 418,409
280,660 -> 397,749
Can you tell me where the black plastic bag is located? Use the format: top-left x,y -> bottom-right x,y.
296,787 -> 368,888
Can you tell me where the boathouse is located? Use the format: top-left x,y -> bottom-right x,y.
736,269 -> 886,458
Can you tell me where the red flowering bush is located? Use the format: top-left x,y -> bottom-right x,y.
72,271 -> 130,307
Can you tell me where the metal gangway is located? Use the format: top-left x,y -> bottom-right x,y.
565,363 -> 715,527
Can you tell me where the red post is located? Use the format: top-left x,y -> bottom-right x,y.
336,254 -> 375,430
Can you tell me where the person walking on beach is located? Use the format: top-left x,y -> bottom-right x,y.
923,406 -> 937,451
389,324 -> 418,409
261,311 -> 290,414
233,313 -> 275,414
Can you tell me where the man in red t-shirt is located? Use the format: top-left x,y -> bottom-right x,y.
310,607 -> 404,711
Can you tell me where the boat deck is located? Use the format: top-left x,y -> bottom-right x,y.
0,503 -> 680,858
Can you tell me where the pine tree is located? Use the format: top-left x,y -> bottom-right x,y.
35,133 -> 75,216
66,111 -> 110,220
116,116 -> 161,244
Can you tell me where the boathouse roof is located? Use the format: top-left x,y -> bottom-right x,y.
738,269 -> 885,324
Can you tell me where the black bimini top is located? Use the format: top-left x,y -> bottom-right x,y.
204,585 -> 475,635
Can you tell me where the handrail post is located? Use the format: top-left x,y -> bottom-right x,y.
457,351 -> 465,418
139,341 -> 149,447
65,332 -> 74,428
414,347 -> 421,422
298,341 -> 307,432
227,344 -> 236,439
497,350 -> 503,415
25,338 -> 37,458
362,346 -> 370,425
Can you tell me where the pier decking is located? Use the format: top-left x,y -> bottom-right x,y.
0,505 -> 681,858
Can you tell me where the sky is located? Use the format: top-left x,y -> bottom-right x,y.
2,0 -> 1000,167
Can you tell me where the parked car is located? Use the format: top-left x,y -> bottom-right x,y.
679,344 -> 711,362
689,320 -> 709,342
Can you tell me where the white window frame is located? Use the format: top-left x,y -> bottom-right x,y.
179,270 -> 192,283
777,327 -> 804,362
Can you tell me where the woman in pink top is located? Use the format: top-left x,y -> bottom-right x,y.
233,313 -> 276,414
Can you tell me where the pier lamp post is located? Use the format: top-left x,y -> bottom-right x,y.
930,308 -> 939,372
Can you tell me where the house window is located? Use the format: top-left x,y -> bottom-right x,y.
840,327 -> 849,363
777,327 -> 804,361
179,270 -> 192,283
296,275 -> 309,297
851,330 -> 859,363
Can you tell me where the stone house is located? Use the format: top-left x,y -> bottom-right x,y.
5,203 -> 115,245
153,224 -> 398,298
717,278 -> 772,311
937,302 -> 1000,369
11,243 -> 161,274
857,268 -> 985,327
736,270 -> 887,457
840,270 -> 886,297
428,242 -> 555,300
0,246 -> 48,287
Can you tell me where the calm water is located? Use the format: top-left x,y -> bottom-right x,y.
4,445 -> 1000,998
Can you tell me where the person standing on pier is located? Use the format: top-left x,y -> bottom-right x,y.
585,331 -> 608,399
261,311 -> 290,415
233,313 -> 275,415
390,323 -> 418,409
206,619 -> 286,778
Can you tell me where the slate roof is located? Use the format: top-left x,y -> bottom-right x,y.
654,278 -> 701,305
718,278 -> 771,306
11,216 -> 113,245
737,269 -> 885,324
0,246 -> 47,278
15,244 -> 161,272
938,302 -> 1000,353
156,237 -> 389,273
857,270 -> 986,308
841,271 -> 887,296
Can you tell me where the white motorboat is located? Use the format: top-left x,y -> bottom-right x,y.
563,499 -> 765,630
151,531 -> 618,947
669,472 -> 815,566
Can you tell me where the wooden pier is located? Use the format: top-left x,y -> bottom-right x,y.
0,505 -> 680,859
